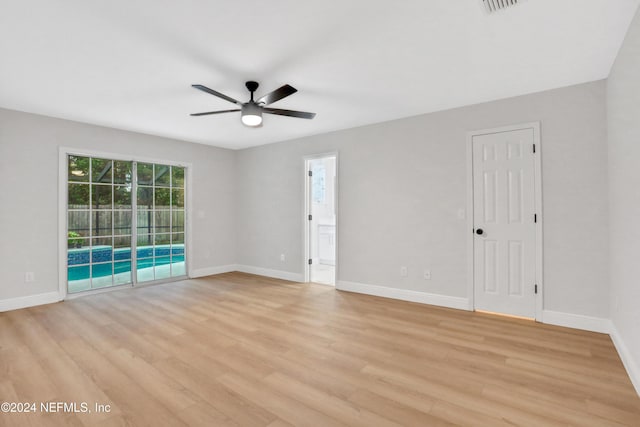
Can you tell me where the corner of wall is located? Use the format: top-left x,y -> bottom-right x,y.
610,322 -> 640,396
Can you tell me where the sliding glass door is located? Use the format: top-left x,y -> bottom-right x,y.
66,154 -> 186,294
135,162 -> 185,283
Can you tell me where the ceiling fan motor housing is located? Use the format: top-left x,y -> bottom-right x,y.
242,102 -> 262,117
245,81 -> 259,93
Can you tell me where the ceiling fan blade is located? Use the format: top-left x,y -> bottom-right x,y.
192,84 -> 243,106
263,108 -> 316,120
257,84 -> 297,105
190,109 -> 240,116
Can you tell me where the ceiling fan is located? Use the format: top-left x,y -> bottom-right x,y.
190,81 -> 316,127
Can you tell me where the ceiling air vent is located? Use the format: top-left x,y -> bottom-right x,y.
481,0 -> 525,13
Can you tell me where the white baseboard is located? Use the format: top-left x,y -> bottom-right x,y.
190,264 -> 238,278
610,323 -> 640,397
0,291 -> 62,312
190,264 -> 304,282
336,280 -> 470,311
235,265 -> 304,283
542,310 -> 612,334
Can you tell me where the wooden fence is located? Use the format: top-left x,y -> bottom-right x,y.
68,207 -> 184,238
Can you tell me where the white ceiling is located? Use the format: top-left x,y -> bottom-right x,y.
1,0 -> 638,149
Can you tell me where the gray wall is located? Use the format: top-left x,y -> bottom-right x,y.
0,81 -> 611,321
608,6 -> 640,387
0,108 -> 236,300
237,81 -> 609,318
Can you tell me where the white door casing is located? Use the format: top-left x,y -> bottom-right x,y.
470,125 -> 539,318
303,152 -> 339,285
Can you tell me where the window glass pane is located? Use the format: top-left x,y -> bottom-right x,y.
68,155 -> 90,182
171,261 -> 186,277
92,185 -> 112,209
114,186 -> 132,208
171,210 -> 184,232
137,257 -> 154,268
68,211 -> 90,236
138,163 -> 153,186
137,211 -> 153,235
91,158 -> 112,183
68,266 -> 91,292
137,234 -> 153,250
137,187 -> 153,209
172,166 -> 184,188
68,240 -> 90,264
114,261 -> 132,285
312,164 -> 326,203
91,238 -> 113,263
155,233 -> 171,247
137,258 -> 155,283
114,236 -> 132,261
171,189 -> 184,208
171,232 -> 185,245
154,256 -> 171,280
155,256 -> 171,266
68,183 -> 90,208
155,164 -> 171,187
155,211 -> 170,234
114,261 -> 131,275
114,211 -> 132,235
93,211 -> 112,236
91,263 -> 113,288
114,161 -> 132,185
171,234 -> 185,261
155,188 -> 171,209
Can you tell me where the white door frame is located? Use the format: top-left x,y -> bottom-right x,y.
303,152 -> 339,284
466,122 -> 543,321
58,146 -> 193,300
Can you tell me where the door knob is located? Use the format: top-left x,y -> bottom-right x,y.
476,228 -> 484,235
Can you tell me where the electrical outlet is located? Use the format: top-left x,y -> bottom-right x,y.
400,266 -> 408,277
25,272 -> 35,283
280,254 -> 286,262
424,270 -> 431,280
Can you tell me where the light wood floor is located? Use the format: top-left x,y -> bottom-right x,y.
1,272 -> 639,426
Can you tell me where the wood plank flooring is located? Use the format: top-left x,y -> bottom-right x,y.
1,272 -> 639,426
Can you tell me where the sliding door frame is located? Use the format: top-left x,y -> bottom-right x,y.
58,147 -> 193,300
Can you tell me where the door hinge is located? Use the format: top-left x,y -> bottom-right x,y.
308,214 -> 312,221
308,259 -> 312,265
535,284 -> 538,294
308,170 -> 312,177
534,214 -> 537,223
533,144 -> 536,153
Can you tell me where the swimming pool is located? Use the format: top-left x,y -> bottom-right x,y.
67,244 -> 184,281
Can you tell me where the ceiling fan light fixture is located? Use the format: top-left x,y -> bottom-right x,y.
241,103 -> 263,127
190,81 -> 315,126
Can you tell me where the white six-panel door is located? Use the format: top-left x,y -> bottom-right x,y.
472,128 -> 537,318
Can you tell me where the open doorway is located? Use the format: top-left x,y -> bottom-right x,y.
305,154 -> 337,286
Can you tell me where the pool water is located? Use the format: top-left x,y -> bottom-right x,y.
67,245 -> 184,281
67,256 -> 185,281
